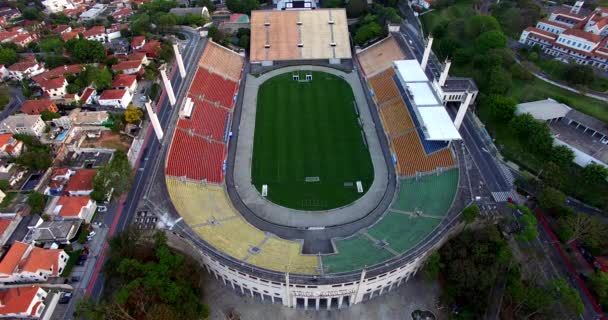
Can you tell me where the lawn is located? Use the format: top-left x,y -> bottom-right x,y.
251,71 -> 374,211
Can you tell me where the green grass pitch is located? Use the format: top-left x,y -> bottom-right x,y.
251,71 -> 374,211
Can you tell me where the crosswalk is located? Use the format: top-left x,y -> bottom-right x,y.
498,163 -> 516,186
491,191 -> 517,202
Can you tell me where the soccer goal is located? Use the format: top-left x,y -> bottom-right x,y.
292,71 -> 313,82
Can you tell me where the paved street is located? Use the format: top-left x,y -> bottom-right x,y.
55,27 -> 206,319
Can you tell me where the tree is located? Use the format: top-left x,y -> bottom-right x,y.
582,163 -> 608,185
41,110 -> 61,121
550,145 -> 574,168
484,94 -> 516,121
124,105 -> 143,123
565,65 -> 594,86
39,37 -> 65,54
238,34 -> 250,49
0,47 -> 18,66
91,151 -> 132,202
515,206 -> 538,241
22,8 -> 44,21
483,66 -> 512,95
461,205 -> 480,224
66,39 -> 106,63
354,21 -> 382,45
226,0 -> 259,14
558,214 -> 604,246
85,66 -> 113,90
590,272 -> 608,307
130,14 -> 151,35
475,30 -> 507,52
538,187 -> 566,212
423,252 -> 442,280
0,180 -> 9,191
552,278 -> 584,316
16,150 -> 52,170
465,15 -> 501,38
27,192 -> 47,214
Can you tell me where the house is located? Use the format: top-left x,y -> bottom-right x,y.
36,77 -> 68,99
0,162 -> 26,187
0,7 -> 21,21
0,134 -> 23,158
137,40 -> 161,57
98,89 -> 132,108
43,168 -> 74,196
63,169 -> 95,196
0,286 -> 49,319
10,33 -> 35,48
42,0 -> 75,13
0,31 -> 18,44
111,7 -> 133,21
0,242 -> 68,283
51,25 -> 71,35
48,196 -> 96,223
0,216 -> 20,248
0,115 -> 47,137
6,59 -> 45,81
106,23 -> 129,41
32,64 -> 84,85
128,51 -> 149,65
82,26 -> 107,42
131,36 -> 146,50
31,220 -> 81,245
111,60 -> 142,75
112,74 -> 137,93
80,4 -> 106,21
69,108 -> 108,125
20,100 -> 59,116
0,65 -> 7,80
80,87 -> 96,105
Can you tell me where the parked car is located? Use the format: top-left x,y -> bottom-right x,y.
58,292 -> 72,304
97,206 -> 108,213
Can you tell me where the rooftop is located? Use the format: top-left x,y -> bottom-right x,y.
20,100 -> 57,115
516,98 -> 572,121
54,196 -> 90,217
0,286 -> 42,316
33,220 -> 81,243
20,247 -> 63,275
64,169 -> 96,193
0,241 -> 28,275
111,74 -> 137,88
99,89 -> 128,101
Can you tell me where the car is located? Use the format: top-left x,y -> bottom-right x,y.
139,95 -> 148,102
93,221 -> 102,227
71,276 -> 80,283
58,292 -> 72,304
97,206 -> 107,212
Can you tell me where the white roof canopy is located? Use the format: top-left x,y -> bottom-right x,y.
407,82 -> 440,106
418,107 -> 462,141
393,60 -> 428,82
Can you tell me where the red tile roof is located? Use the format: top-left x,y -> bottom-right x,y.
131,36 -> 145,48
0,286 -> 41,315
0,219 -> 12,238
7,60 -> 38,72
32,64 -> 83,83
64,169 -> 96,193
36,77 -> 66,91
0,31 -> 18,42
138,40 -> 161,56
111,8 -> 133,18
61,31 -> 80,41
10,34 -> 32,45
80,87 -> 96,103
20,247 -> 63,275
52,25 -> 71,34
107,23 -> 129,33
525,27 -> 558,40
0,242 -> 28,275
99,89 -> 128,100
83,26 -> 105,38
111,74 -> 137,88
111,60 -> 142,71
553,8 -> 587,21
55,196 -> 90,217
562,28 -> 602,43
20,100 -> 58,115
0,134 -> 12,148
538,19 -> 570,29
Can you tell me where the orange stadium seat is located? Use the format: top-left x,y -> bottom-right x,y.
166,129 -> 226,183
379,99 -> 414,137
199,41 -> 245,82
177,95 -> 229,142
189,67 -> 238,109
391,132 -> 455,176
368,69 -> 400,105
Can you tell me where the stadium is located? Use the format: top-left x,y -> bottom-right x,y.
162,9 -> 474,310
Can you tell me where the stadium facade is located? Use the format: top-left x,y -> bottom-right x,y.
163,23 -> 478,308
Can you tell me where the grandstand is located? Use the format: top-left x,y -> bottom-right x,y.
357,36 -> 406,77
368,69 -> 400,104
189,67 -> 239,109
250,9 -> 352,65
177,96 -> 229,142
199,41 -> 245,82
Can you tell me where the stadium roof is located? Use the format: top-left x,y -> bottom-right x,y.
393,59 -> 461,141
418,107 -> 462,141
250,9 -> 352,63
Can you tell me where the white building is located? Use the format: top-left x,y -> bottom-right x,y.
6,60 -> 45,81
0,242 -> 68,283
79,4 -> 106,21
98,89 -> 132,108
0,114 -> 47,137
41,0 -> 75,13
47,196 -> 97,223
0,286 -> 49,319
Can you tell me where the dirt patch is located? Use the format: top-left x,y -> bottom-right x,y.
81,131 -> 133,153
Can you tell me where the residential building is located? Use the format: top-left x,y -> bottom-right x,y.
0,286 -> 48,319
0,134 -> 23,158
32,64 -> 84,85
43,168 -> 74,196
63,169 -> 95,196
83,26 -> 107,42
519,6 -> 608,70
0,242 -> 67,283
0,8 -> 21,21
0,162 -> 26,187
0,115 -> 46,137
20,100 -> 59,116
106,23 -> 128,41
51,25 -> 72,35
31,220 -> 81,245
80,87 -> 96,105
6,59 -> 45,81
48,196 -> 96,223
112,74 -> 137,93
42,0 -> 75,13
111,7 -> 133,21
37,77 -> 68,99
98,89 -> 132,108
111,60 -> 142,75
10,33 -> 35,48
137,40 -> 161,57
131,36 -> 146,50
79,4 -> 106,21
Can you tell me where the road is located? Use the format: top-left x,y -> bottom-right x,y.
1,85 -> 25,121
58,27 -> 206,319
